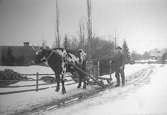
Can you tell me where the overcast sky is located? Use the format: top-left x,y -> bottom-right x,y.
0,0 -> 167,53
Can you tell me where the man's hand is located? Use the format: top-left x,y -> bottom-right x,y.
120,66 -> 124,70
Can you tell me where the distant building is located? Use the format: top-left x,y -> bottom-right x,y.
149,49 -> 166,60
0,42 -> 39,66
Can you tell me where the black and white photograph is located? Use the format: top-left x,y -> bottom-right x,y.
0,0 -> 167,115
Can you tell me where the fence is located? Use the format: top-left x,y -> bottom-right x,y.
0,59 -> 114,95
86,59 -> 115,76
86,59 -> 100,77
0,73 -> 76,95
0,72 -> 113,95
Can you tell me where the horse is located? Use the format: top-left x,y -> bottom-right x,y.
34,47 -> 68,94
34,47 -> 87,94
66,49 -> 87,89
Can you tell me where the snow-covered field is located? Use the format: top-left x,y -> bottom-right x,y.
0,65 -> 54,75
0,64 -> 160,115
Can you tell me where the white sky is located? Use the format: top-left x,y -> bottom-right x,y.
0,0 -> 167,53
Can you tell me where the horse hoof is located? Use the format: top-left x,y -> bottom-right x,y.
115,84 -> 120,87
56,88 -> 60,92
83,86 -> 86,89
62,90 -> 66,94
77,85 -> 81,88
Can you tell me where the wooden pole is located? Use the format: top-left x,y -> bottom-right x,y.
109,60 -> 112,81
87,0 -> 92,58
56,0 -> 60,48
36,72 -> 39,92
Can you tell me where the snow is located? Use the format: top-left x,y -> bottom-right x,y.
0,65 -> 54,75
0,84 -> 97,115
0,64 -> 161,115
99,64 -> 149,79
125,63 -> 149,76
135,59 -> 158,63
44,64 -> 167,115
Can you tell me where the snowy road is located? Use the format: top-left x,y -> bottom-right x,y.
41,64 -> 167,115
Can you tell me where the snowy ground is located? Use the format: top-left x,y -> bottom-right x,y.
0,65 -> 54,75
0,64 -> 160,115
43,64 -> 167,115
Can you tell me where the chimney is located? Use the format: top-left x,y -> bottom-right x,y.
24,42 -> 29,46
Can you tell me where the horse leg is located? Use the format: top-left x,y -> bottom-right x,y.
55,74 -> 60,92
77,75 -> 82,88
81,74 -> 87,89
83,78 -> 86,89
61,74 -> 66,94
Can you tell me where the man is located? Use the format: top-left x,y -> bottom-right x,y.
112,46 -> 125,87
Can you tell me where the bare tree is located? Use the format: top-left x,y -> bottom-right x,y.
87,0 -> 93,58
122,40 -> 130,64
63,35 -> 70,49
70,36 -> 79,50
78,19 -> 86,49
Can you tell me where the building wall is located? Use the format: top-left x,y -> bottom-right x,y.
0,46 -> 37,66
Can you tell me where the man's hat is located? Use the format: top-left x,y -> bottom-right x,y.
116,46 -> 122,50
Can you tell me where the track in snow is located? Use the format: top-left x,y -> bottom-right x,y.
14,65 -> 155,115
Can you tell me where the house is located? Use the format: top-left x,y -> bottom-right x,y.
149,49 -> 166,60
0,42 -> 39,66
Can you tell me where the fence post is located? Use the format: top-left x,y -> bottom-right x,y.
97,60 -> 100,76
109,60 -> 112,81
36,72 -> 39,92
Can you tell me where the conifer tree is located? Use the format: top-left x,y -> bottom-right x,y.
122,40 -> 130,64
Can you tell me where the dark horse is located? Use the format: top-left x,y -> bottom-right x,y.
34,47 -> 87,94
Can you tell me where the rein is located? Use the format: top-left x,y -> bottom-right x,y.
45,50 -> 55,60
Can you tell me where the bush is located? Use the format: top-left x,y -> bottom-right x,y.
0,69 -> 27,86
